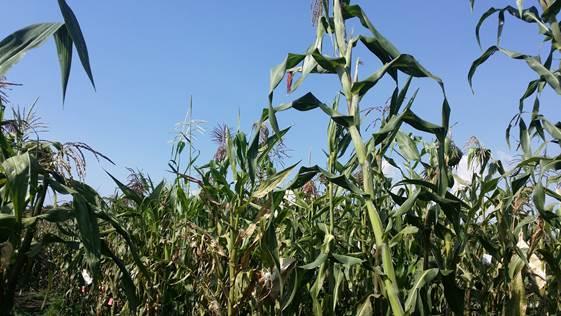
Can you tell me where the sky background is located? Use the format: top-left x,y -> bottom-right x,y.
2,0 -> 559,194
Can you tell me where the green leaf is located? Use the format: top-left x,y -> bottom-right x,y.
246,126 -> 261,183
541,116 -> 561,140
311,49 -> 346,73
404,268 -> 439,313
481,177 -> 500,195
392,190 -> 420,217
333,0 -> 347,56
53,26 -> 73,102
344,5 -> 401,66
269,53 -> 306,104
332,265 -> 344,312
475,8 -> 501,48
42,207 -> 75,223
390,225 -> 419,247
470,46 -> 561,94
497,10 -> 506,45
402,110 -> 444,135
257,127 -> 290,163
0,23 -> 62,76
545,186 -> 561,201
107,172 -> 143,204
254,163 -> 297,198
476,6 -> 547,48
57,0 -> 95,89
2,153 -> 31,223
468,46 -> 499,92
519,118 -> 531,158
533,183 -> 546,216
396,131 -> 420,161
374,89 -> 418,149
389,76 -> 413,116
478,236 -> 500,260
73,195 -> 101,272
519,80 -> 540,111
351,54 -> 444,98
300,253 -> 328,270
332,253 -> 363,267
271,92 -> 354,128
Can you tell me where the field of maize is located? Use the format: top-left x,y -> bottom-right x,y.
0,0 -> 560,315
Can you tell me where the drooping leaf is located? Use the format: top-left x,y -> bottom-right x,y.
332,253 -> 363,267
0,23 -> 62,76
469,46 -> 499,92
469,46 -> 561,94
519,118 -> 531,158
391,190 -> 420,217
351,54 -> 444,98
73,195 -> 101,272
300,252 -> 328,270
107,172 -> 143,205
53,26 -> 73,102
57,0 -> 95,89
344,4 -> 401,67
497,10 -> 506,45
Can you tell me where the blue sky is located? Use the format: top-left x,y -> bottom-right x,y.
2,0 -> 558,194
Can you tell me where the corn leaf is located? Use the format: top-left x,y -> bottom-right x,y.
57,0 -> 95,89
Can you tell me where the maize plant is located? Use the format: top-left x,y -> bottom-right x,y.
0,1 -> 146,314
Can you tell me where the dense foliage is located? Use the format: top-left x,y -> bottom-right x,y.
1,0 -> 560,315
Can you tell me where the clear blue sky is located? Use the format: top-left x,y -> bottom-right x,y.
2,0 -> 558,194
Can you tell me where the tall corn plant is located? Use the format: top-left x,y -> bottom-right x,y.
0,1 -> 146,314
0,107 -> 147,314
466,0 -> 561,314
262,0 -> 452,314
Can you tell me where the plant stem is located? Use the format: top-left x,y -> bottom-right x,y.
348,106 -> 404,315
227,203 -> 237,316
